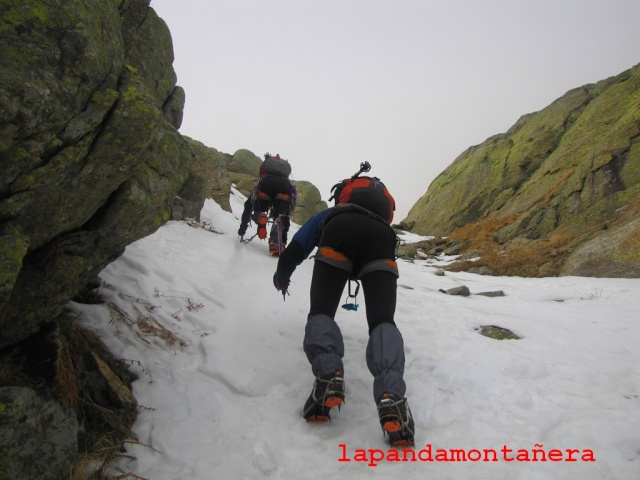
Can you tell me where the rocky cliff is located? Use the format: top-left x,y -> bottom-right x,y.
1,1 -> 197,477
0,1 -> 328,476
186,141 -> 328,224
403,64 -> 640,277
0,0 -> 197,349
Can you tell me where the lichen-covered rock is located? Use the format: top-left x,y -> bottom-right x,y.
561,215 -> 640,277
228,149 -> 263,196
0,387 -> 78,480
0,0 -> 198,348
292,180 -> 328,225
173,172 -> 207,220
477,325 -> 521,340
185,137 -> 233,211
403,63 -> 640,277
172,142 -> 328,224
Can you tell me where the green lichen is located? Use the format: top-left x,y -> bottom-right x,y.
405,63 -> 640,245
119,84 -> 161,132
125,64 -> 139,75
478,325 -> 521,340
620,137 -> 640,188
91,87 -> 119,107
0,2 -> 48,32
0,229 -> 29,297
10,147 -> 30,162
122,85 -> 142,102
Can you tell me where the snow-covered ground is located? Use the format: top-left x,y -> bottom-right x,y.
69,189 -> 640,479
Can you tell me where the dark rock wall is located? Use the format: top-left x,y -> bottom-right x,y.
0,0 -> 196,349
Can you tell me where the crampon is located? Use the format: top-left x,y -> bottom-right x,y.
377,393 -> 415,447
302,371 -> 345,422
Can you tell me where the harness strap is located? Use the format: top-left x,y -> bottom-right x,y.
325,203 -> 390,225
360,259 -> 399,278
314,246 -> 354,274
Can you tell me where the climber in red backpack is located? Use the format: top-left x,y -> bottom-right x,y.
238,153 -> 297,255
272,162 -> 415,447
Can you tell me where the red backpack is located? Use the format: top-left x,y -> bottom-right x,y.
330,176 -> 395,224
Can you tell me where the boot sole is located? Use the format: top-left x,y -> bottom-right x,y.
390,437 -> 414,447
306,414 -> 330,422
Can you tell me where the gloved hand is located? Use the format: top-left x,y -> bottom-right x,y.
238,224 -> 247,237
273,272 -> 290,292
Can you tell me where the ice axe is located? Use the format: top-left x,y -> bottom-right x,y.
329,161 -> 372,202
351,161 -> 371,179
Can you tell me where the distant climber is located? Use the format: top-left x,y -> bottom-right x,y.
238,153 -> 297,256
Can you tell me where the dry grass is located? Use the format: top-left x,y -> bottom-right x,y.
58,318 -> 139,480
107,302 -> 190,350
447,214 -> 519,250
67,292 -> 197,477
2,282 -> 201,479
0,315 -> 140,480
55,338 -> 79,409
446,216 -> 583,277
183,217 -> 222,234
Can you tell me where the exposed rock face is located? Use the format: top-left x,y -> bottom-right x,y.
228,149 -> 263,197
562,216 -> 640,277
0,0 -> 197,348
185,142 -> 328,223
184,137 -> 232,212
0,387 -> 78,480
403,64 -> 640,277
0,2 -> 394,471
292,180 -> 328,224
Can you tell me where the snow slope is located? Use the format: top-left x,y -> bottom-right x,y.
69,189 -> 640,479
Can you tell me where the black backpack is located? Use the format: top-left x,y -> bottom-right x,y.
330,176 -> 395,224
260,153 -> 292,178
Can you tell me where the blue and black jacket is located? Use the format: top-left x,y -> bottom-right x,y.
275,207 -> 336,282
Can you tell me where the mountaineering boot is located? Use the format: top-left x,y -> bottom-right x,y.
257,213 -> 268,240
269,242 -> 279,257
237,223 -> 247,237
377,392 -> 415,447
302,371 -> 345,422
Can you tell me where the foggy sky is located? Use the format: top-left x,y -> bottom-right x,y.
150,0 -> 640,220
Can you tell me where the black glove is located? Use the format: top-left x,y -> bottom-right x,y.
273,272 -> 290,292
238,224 -> 247,237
